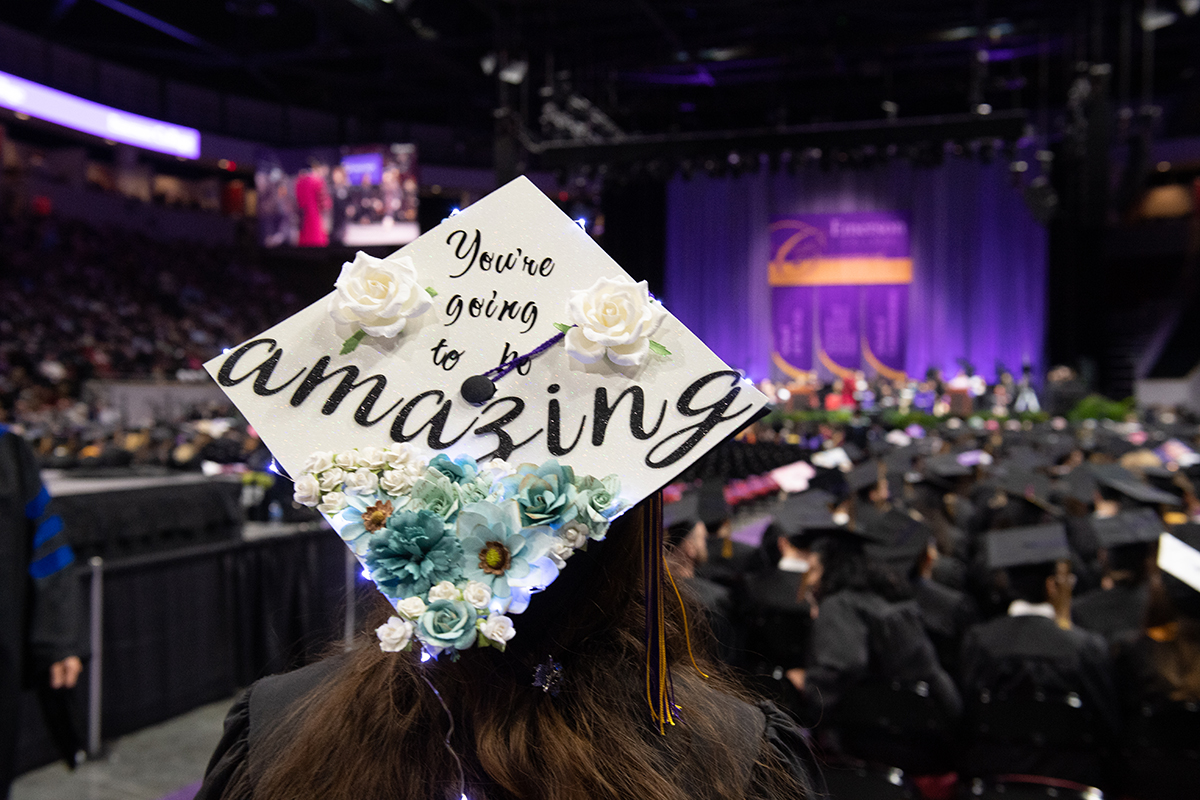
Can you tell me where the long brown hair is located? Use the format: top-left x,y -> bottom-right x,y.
234,499 -> 809,800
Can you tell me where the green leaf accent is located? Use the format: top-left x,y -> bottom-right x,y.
425,286 -> 438,297
553,322 -> 573,333
649,340 -> 672,357
339,329 -> 367,355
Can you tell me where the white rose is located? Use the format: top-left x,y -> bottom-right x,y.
317,467 -> 346,493
293,474 -> 321,507
328,252 -> 433,338
344,468 -> 379,495
482,458 -> 517,479
547,538 -> 573,570
317,491 -> 348,515
379,466 -> 418,496
383,442 -> 423,471
427,581 -> 460,602
334,451 -> 357,469
395,596 -> 427,620
302,451 -> 335,474
462,581 -> 492,610
376,616 -> 415,652
560,521 -> 590,550
480,614 -> 516,648
563,277 -> 667,367
356,446 -> 388,470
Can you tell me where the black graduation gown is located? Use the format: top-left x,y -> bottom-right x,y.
740,570 -> 813,710
912,577 -> 977,675
698,536 -> 757,589
1072,582 -> 1149,645
679,574 -> 739,665
194,654 -> 816,800
959,615 -> 1119,788
1,427 -> 85,795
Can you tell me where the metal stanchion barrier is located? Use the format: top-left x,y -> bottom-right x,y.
87,556 -> 103,759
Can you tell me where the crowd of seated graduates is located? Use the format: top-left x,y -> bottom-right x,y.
665,419 -> 1200,800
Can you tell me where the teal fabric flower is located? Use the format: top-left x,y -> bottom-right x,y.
457,474 -> 500,505
457,500 -> 550,598
575,474 -> 623,538
364,509 -> 463,598
407,468 -> 461,521
337,496 -> 398,554
500,460 -> 580,529
428,454 -> 479,485
417,599 -> 478,652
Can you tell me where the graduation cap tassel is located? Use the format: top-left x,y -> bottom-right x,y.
643,492 -> 678,734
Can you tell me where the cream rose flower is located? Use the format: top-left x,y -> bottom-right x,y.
480,614 -> 516,649
317,491 -> 348,515
559,520 -> 590,550
302,451 -> 335,475
462,581 -> 492,610
334,451 -> 358,470
379,466 -> 419,497
329,252 -> 433,338
376,616 -> 415,652
317,467 -> 346,494
395,596 -> 427,620
427,581 -> 461,602
356,446 -> 388,470
563,277 -> 667,367
547,538 -> 573,570
293,474 -> 321,507
383,442 -> 423,471
343,468 -> 379,495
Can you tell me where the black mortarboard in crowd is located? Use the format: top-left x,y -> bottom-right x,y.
1091,463 -> 1182,506
1090,508 -> 1165,549
986,522 -> 1071,570
663,494 -> 701,529
865,510 -> 934,572
697,479 -> 732,527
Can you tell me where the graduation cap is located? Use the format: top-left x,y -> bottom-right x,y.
696,479 -> 731,527
1158,525 -> 1200,615
663,493 -> 701,529
771,489 -> 838,537
1091,508 -> 1165,549
1092,463 -> 1183,506
846,459 -> 886,494
203,176 -> 770,660
865,510 -> 934,571
986,523 -> 1071,570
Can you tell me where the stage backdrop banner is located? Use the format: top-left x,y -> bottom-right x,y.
769,212 -> 911,382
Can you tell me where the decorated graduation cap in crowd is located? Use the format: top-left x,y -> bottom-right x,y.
1158,525 -> 1200,616
204,176 -> 768,664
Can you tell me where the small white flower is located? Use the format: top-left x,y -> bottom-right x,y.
344,468 -> 379,495
334,450 -> 358,469
560,521 -> 590,550
482,458 -> 517,479
547,539 -> 573,570
462,581 -> 492,610
379,466 -> 419,497
395,596 -> 427,620
293,474 -> 321,507
356,446 -> 388,470
480,614 -> 516,648
329,252 -> 433,338
563,276 -> 667,367
317,491 -> 348,515
383,442 -> 424,471
302,451 -> 335,475
376,616 -> 415,652
427,581 -> 461,602
317,467 -> 346,494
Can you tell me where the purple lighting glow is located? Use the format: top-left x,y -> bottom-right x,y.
0,69 -> 201,159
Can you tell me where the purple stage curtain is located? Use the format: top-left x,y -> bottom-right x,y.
664,157 -> 1047,383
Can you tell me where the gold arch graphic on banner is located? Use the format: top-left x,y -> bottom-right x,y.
817,347 -> 857,382
861,336 -> 908,383
771,351 -> 815,381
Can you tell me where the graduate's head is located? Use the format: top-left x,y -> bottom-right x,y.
986,523 -> 1072,605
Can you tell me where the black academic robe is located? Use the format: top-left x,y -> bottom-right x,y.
959,615 -> 1119,789
913,577 -> 977,675
679,575 -> 739,665
1,427 -> 85,795
699,536 -> 757,588
194,653 -> 817,800
1112,634 -> 1200,800
1072,582 -> 1149,645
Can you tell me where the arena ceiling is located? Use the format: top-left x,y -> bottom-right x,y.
1,1 -> 1197,140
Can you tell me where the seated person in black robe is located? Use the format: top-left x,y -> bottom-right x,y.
695,480 -> 757,589
960,523 -> 1119,791
1073,508 -> 1160,645
1112,525 -> 1200,800
795,527 -> 962,773
665,519 -> 739,666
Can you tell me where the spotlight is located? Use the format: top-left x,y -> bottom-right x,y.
975,103 -> 993,115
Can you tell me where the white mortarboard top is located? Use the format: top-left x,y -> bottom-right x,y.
1159,530 -> 1200,595
205,176 -> 768,658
